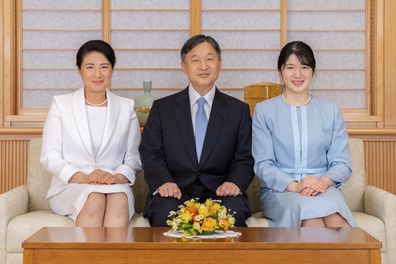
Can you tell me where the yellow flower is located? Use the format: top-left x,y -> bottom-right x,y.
199,205 -> 209,217
180,211 -> 192,223
205,199 -> 213,207
185,199 -> 197,207
193,222 -> 201,231
228,216 -> 235,226
208,203 -> 221,215
166,198 -> 236,236
202,217 -> 217,232
213,203 -> 221,211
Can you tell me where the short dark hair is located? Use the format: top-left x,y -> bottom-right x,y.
180,34 -> 221,61
277,41 -> 316,73
76,40 -> 116,69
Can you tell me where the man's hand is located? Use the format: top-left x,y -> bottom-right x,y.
216,182 -> 240,197
157,182 -> 182,199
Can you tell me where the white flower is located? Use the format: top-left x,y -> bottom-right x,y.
168,211 -> 177,217
195,215 -> 204,221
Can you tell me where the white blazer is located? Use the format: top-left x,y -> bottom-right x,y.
41,88 -> 142,199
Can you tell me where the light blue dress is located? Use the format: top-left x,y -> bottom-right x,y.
252,95 -> 356,227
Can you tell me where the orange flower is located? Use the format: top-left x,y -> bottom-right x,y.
186,206 -> 199,215
219,219 -> 230,230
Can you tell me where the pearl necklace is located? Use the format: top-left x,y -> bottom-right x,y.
281,92 -> 312,106
85,98 -> 108,107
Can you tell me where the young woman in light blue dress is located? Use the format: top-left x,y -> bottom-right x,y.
252,41 -> 356,227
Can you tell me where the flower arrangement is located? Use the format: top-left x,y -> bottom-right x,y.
166,198 -> 236,236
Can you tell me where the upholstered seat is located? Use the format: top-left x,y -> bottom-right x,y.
1,137 -> 395,264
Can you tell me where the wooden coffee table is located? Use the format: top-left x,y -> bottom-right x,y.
23,227 -> 381,264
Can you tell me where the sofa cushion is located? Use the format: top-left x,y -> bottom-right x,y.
132,173 -> 149,214
342,138 -> 365,212
7,211 -> 73,253
5,253 -> 22,264
353,212 -> 386,252
130,213 -> 150,227
27,138 -> 52,211
246,212 -> 270,227
246,176 -> 261,214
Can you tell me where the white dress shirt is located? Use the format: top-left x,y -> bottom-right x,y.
188,84 -> 216,136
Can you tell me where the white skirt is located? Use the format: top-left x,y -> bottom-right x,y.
48,184 -> 135,221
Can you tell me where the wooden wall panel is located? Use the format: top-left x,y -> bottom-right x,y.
0,0 -> 4,127
0,139 -> 29,193
384,0 -> 396,127
364,141 -> 396,194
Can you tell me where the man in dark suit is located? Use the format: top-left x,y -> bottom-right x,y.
139,35 -> 254,227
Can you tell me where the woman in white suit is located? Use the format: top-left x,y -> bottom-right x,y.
41,40 -> 142,227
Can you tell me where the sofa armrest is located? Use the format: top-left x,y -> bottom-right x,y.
0,185 -> 28,263
0,185 -> 29,222
364,185 -> 396,263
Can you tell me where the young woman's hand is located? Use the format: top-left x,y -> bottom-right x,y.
287,175 -> 326,195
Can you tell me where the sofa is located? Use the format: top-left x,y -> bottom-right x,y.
1,137 -> 395,264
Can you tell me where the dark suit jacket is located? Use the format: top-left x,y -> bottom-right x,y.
139,87 -> 254,212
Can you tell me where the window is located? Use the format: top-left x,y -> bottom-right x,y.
1,0 -> 383,126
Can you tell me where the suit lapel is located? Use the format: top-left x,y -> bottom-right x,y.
199,89 -> 228,166
97,90 -> 120,159
72,88 -> 94,158
174,88 -> 198,167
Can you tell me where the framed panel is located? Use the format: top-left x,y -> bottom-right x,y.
110,2 -> 190,99
20,0 -> 102,110
287,0 -> 368,110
